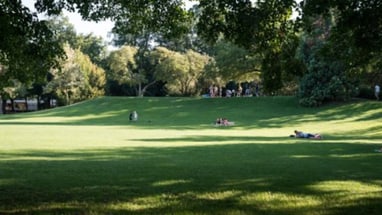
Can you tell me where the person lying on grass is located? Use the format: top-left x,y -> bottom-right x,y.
290,130 -> 322,139
215,118 -> 235,126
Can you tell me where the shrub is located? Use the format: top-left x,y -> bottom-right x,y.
298,59 -> 357,107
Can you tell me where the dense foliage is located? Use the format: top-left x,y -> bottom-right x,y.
196,0 -> 299,95
35,0 -> 191,40
298,0 -> 382,105
296,15 -> 356,106
1,0 -> 382,110
0,0 -> 63,112
45,45 -> 106,105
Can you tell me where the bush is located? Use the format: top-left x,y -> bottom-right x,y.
298,60 -> 357,107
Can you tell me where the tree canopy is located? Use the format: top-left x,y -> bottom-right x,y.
302,0 -> 382,66
35,0 -> 192,40
45,44 -> 106,105
2,0 -> 382,107
0,0 -> 63,82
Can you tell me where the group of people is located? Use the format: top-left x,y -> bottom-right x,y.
208,83 -> 260,98
226,84 -> 259,97
209,85 -> 220,97
215,118 -> 235,126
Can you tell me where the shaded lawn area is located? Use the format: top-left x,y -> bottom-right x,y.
1,139 -> 382,214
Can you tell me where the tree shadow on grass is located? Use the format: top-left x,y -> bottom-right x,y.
1,138 -> 382,214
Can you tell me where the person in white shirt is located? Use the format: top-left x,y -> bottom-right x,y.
375,84 -> 380,100
129,111 -> 138,121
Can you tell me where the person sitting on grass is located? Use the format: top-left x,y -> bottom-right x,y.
129,111 -> 138,121
215,118 -> 235,126
290,130 -> 322,139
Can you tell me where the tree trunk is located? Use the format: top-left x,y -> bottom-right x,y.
64,89 -> 70,105
10,99 -> 15,112
46,97 -> 52,108
138,82 -> 143,97
1,99 -> 6,114
24,97 -> 29,111
140,80 -> 158,97
37,96 -> 41,110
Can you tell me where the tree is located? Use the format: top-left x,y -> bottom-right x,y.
183,49 -> 211,95
106,46 -> 139,95
0,0 -> 63,89
302,0 -> 382,64
209,41 -> 261,82
1,0 -> 64,113
75,48 -> 106,99
150,47 -> 210,96
35,0 -> 192,40
46,14 -> 108,66
196,0 -> 296,49
196,0 -> 299,94
300,0 -> 382,96
0,78 -> 27,113
45,45 -> 105,105
46,14 -> 78,48
296,15 -> 357,106
77,33 -> 108,66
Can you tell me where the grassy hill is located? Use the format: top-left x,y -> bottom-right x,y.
1,96 -> 382,135
1,96 -> 382,214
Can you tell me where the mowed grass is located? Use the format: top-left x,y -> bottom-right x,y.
0,96 -> 382,215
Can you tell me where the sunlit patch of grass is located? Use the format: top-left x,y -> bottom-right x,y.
152,180 -> 192,187
239,191 -> 322,212
108,195 -> 179,211
197,190 -> 243,200
307,181 -> 382,195
306,181 -> 382,210
222,178 -> 272,188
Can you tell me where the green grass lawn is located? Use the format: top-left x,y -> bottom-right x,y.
1,96 -> 382,214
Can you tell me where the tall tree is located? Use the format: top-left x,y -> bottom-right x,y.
77,33 -> 108,66
1,0 -> 63,74
150,47 -> 210,96
211,41 -> 261,82
302,0 -> 382,63
75,47 -> 106,99
301,0 -> 382,87
46,14 -> 108,66
196,0 -> 299,94
1,0 -> 63,112
35,0 -> 192,40
196,0 -> 296,49
106,46 -> 138,94
45,44 -> 105,105
296,14 -> 358,106
45,45 -> 84,105
46,15 -> 78,48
